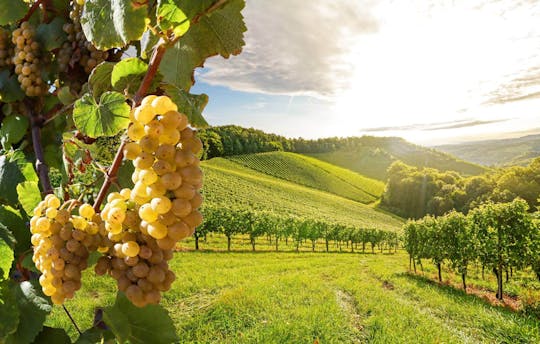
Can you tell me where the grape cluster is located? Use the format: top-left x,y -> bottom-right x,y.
95,95 -> 203,306
12,22 -> 45,97
31,196 -> 105,304
57,1 -> 108,78
98,190 -> 176,307
0,28 -> 13,68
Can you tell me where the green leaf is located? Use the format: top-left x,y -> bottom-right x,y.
0,155 -> 25,205
103,292 -> 178,344
111,57 -> 147,94
0,0 -> 27,25
0,70 -> 25,103
88,62 -> 115,98
0,222 -> 16,250
58,86 -> 76,106
73,92 -> 130,138
34,327 -> 71,344
81,0 -> 148,50
35,17 -> 67,51
76,327 -> 115,344
6,281 -> 52,344
0,115 -> 29,150
0,206 -> 28,255
0,281 -> 19,341
17,181 -> 41,215
176,0 -> 216,20
0,234 -> 14,280
160,0 -> 246,91
157,0 -> 190,37
163,85 -> 208,127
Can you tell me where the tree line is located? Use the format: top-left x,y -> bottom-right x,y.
197,125 -> 405,159
383,159 -> 540,219
403,198 -> 540,300
196,206 -> 399,253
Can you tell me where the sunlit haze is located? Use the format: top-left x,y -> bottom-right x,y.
193,0 -> 540,145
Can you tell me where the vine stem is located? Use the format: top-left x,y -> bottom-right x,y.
92,43 -> 167,211
26,102 -> 53,194
63,305 -> 82,335
20,0 -> 45,23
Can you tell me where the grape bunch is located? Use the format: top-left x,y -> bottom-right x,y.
97,190 -> 177,307
31,196 -> 105,304
0,28 -> 13,68
12,22 -> 45,97
57,1 -> 108,78
96,95 -> 203,306
126,95 -> 204,238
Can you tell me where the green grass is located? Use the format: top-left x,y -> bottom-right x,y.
227,152 -> 384,203
47,239 -> 540,343
201,158 -> 403,232
308,139 -> 486,181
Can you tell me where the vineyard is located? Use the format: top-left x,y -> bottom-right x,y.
228,151 -> 385,204
404,198 -> 540,304
201,157 -> 403,231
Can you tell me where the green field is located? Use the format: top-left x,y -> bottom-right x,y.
227,152 -> 384,203
47,237 -> 540,343
201,158 -> 402,232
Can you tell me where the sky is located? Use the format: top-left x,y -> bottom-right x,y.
192,0 -> 540,146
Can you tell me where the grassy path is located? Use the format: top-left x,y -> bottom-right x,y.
47,251 -> 540,343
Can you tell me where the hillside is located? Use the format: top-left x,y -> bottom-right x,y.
227,152 -> 385,204
436,134 -> 540,167
200,158 -> 403,232
305,136 -> 486,181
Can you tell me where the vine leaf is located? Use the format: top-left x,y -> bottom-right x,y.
156,0 -> 190,37
75,327 -> 115,344
111,58 -> 147,95
33,326 -> 71,344
89,62 -> 115,98
5,281 -> 52,344
80,0 -> 148,50
73,92 -> 131,138
103,292 -> 178,344
0,0 -> 27,25
0,206 -> 28,255
0,281 -> 19,341
0,70 -> 25,103
160,0 -> 246,91
16,181 -> 41,215
163,85 -> 209,127
0,155 -> 26,206
0,222 -> 15,250
36,17 -> 67,51
0,232 -> 14,280
0,115 -> 29,150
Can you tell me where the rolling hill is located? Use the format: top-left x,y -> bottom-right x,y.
227,152 -> 385,204
200,157 -> 403,232
305,136 -> 486,181
436,134 -> 540,167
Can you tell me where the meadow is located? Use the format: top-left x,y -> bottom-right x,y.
47,235 -> 540,344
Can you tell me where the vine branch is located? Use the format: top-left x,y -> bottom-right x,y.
93,42 -> 168,211
26,101 -> 53,194
20,0 -> 45,23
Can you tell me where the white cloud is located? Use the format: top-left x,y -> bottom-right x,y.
199,0 -> 540,144
198,0 -> 378,98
